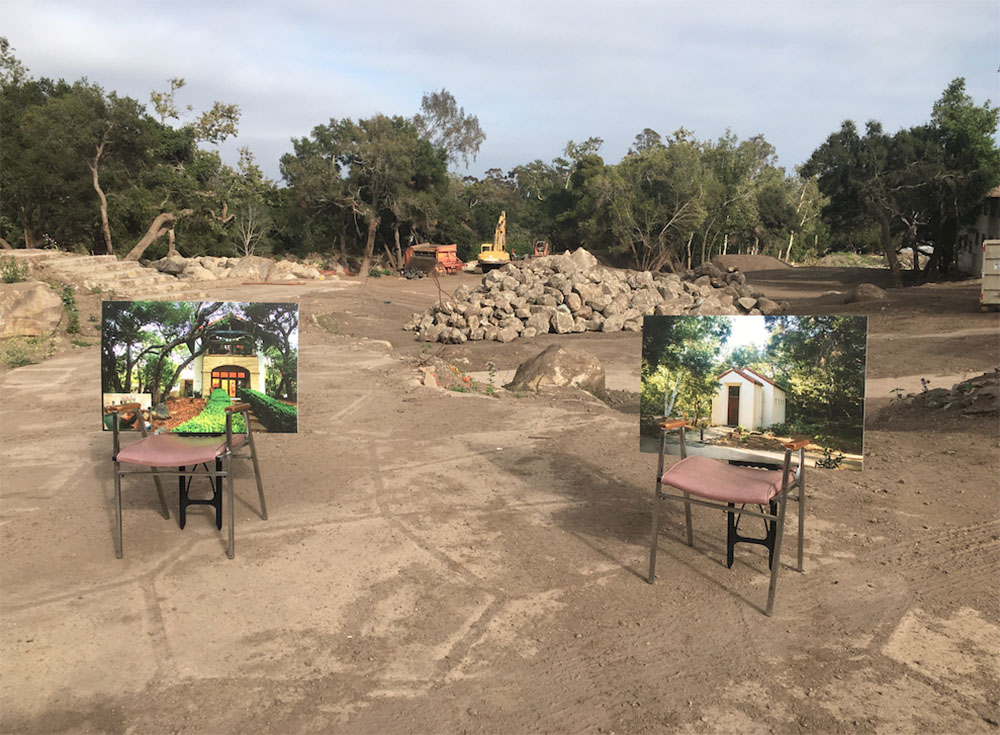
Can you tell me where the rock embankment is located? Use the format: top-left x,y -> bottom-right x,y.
148,254 -> 332,282
404,249 -> 783,344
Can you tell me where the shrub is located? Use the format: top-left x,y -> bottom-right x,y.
172,388 -> 246,434
238,387 -> 297,432
60,284 -> 80,334
3,340 -> 36,368
1,256 -> 28,283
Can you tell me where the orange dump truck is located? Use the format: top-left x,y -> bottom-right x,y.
403,243 -> 465,276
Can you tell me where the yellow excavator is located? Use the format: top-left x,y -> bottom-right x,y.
477,211 -> 510,272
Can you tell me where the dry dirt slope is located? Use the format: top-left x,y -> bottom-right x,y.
0,266 -> 998,733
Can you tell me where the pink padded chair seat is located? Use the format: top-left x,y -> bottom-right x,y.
117,433 -> 246,467
661,456 -> 796,506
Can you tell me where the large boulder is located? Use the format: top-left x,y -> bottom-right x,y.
507,344 -> 606,394
756,296 -> 783,315
152,255 -> 189,276
0,281 -> 64,338
228,255 -> 276,282
568,248 -> 599,271
844,283 -> 889,303
181,263 -> 217,281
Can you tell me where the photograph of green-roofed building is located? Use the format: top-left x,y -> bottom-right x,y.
101,301 -> 298,433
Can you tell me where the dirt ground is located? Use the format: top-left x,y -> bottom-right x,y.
1,263 -> 998,734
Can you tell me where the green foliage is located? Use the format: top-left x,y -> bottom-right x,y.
241,303 -> 297,400
173,388 -> 246,433
0,256 -> 27,282
4,40 -> 992,279
803,78 -> 999,279
101,300 -> 226,401
2,338 -> 37,367
238,387 -> 296,433
641,316 -> 732,429
59,284 -> 79,334
816,447 -> 846,469
413,88 -> 485,169
599,133 -> 709,271
764,315 -> 866,453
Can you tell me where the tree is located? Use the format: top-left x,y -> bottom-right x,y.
763,315 -> 866,448
144,301 -> 225,405
922,78 -> 1000,274
102,301 -> 226,405
282,114 -> 442,274
697,131 -> 779,264
629,128 -> 664,155
803,120 -> 910,286
782,173 -> 826,262
413,88 -> 485,169
149,77 -> 192,124
243,303 -> 298,399
641,316 -> 732,424
803,79 -> 998,283
754,168 -> 798,257
19,82 -> 153,255
597,132 -> 709,271
0,37 -> 28,85
1,69 -> 79,249
207,147 -> 279,257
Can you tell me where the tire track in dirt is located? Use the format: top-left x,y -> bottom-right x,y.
775,519 -> 999,623
357,415 -> 654,726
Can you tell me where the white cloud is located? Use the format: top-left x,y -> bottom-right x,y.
2,0 -> 996,179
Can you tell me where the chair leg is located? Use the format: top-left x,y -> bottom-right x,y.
213,458 -> 223,531
683,492 -> 693,546
765,493 -> 789,616
114,462 -> 123,559
766,499 -> 778,570
648,485 -> 662,583
226,453 -> 235,559
246,429 -> 267,520
797,479 -> 806,573
178,467 -> 187,530
151,467 -> 169,520
726,503 -> 736,568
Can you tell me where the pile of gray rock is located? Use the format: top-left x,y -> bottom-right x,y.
148,254 -> 329,282
906,370 -> 999,416
405,249 -> 783,344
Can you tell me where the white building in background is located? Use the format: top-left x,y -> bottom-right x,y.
711,367 -> 786,430
956,186 -> 1000,276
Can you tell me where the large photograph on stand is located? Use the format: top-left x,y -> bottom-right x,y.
101,301 -> 298,433
641,315 -> 867,470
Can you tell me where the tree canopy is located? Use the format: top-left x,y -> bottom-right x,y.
2,38 -> 995,282
803,78 -> 998,283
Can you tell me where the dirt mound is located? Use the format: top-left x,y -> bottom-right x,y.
713,254 -> 793,272
874,370 -> 999,428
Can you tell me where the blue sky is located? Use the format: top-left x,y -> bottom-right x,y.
3,0 -> 997,182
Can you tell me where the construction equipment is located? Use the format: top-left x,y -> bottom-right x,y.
478,211 -> 510,272
403,243 -> 465,278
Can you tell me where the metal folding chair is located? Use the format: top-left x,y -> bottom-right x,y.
647,419 -> 808,616
110,401 -> 267,559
